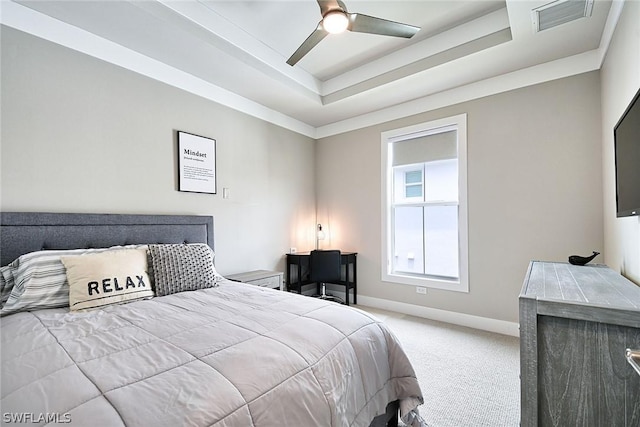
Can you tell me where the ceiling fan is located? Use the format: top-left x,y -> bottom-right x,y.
287,0 -> 420,66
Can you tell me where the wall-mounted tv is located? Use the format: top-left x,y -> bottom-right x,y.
614,86 -> 640,217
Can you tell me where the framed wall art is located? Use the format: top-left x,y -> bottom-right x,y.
177,131 -> 216,194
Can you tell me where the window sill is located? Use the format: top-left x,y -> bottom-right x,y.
382,272 -> 469,293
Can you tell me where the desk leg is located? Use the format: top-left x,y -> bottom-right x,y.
353,256 -> 357,305
345,260 -> 350,306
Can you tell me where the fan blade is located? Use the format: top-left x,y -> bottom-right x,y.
348,13 -> 419,38
286,24 -> 328,66
317,0 -> 343,16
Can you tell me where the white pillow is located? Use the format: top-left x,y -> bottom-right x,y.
62,248 -> 154,311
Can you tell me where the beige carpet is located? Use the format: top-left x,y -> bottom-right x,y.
357,306 -> 520,427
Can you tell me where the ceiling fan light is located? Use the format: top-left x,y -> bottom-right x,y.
323,11 -> 349,34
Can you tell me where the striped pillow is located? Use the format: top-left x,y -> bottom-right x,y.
62,248 -> 154,311
0,266 -> 15,307
0,246 -> 145,317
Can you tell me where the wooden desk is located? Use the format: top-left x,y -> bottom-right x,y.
286,252 -> 357,304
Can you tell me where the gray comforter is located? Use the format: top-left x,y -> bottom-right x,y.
1,279 -> 424,426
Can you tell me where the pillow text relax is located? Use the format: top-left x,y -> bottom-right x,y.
87,274 -> 148,296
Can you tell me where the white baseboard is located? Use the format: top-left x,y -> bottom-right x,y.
356,295 -> 520,337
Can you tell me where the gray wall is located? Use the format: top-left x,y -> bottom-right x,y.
316,72 -> 603,323
0,27 -> 317,276
601,0 -> 640,284
3,17 -> 628,325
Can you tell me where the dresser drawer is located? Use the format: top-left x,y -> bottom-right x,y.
249,275 -> 280,288
225,270 -> 283,290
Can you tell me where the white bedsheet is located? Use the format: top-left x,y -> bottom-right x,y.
1,279 -> 424,426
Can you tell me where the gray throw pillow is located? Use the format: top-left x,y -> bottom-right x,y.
148,244 -> 218,296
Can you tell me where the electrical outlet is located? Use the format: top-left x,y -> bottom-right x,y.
289,247 -> 297,254
416,286 -> 427,294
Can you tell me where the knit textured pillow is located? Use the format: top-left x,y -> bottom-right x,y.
148,244 -> 218,296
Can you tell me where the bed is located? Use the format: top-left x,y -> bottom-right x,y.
0,212 -> 426,427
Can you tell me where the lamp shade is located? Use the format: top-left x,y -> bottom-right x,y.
316,223 -> 325,249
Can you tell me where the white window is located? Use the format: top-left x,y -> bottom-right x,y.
381,114 -> 468,292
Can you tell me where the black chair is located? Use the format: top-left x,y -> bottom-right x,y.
310,249 -> 352,305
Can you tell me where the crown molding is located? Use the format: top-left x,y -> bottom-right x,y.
315,49 -> 602,138
0,0 -> 317,138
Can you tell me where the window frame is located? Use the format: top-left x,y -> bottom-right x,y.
381,114 -> 469,292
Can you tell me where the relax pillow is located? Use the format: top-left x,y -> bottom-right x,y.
1,247 -> 116,316
147,243 -> 219,296
62,248 -> 154,311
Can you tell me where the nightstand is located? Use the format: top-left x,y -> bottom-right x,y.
225,270 -> 284,290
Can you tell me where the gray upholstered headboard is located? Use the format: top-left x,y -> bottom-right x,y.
0,212 -> 214,266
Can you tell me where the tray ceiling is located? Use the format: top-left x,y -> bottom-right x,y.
2,0 -> 617,137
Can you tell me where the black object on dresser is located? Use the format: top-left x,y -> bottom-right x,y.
568,250 -> 600,265
519,261 -> 640,427
286,251 -> 357,305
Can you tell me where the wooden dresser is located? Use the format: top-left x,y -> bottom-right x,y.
519,261 -> 640,427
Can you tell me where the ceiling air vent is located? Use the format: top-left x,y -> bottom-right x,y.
532,0 -> 594,32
